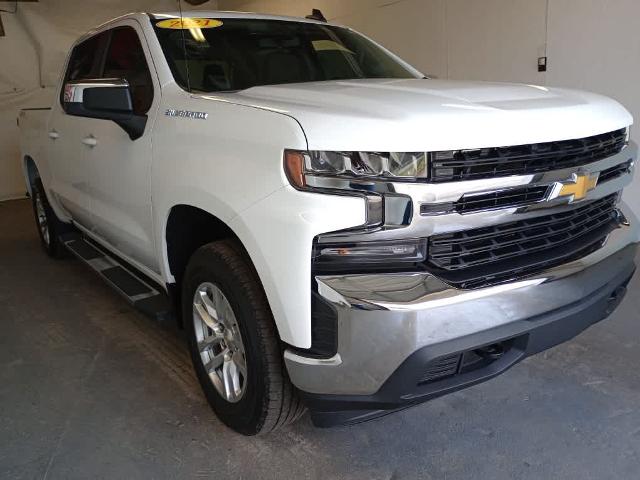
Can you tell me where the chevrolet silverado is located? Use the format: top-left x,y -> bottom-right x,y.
19,11 -> 638,435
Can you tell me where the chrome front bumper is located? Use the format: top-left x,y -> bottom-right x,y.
285,202 -> 639,396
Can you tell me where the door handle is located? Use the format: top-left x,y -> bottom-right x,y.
82,135 -> 98,148
48,130 -> 59,140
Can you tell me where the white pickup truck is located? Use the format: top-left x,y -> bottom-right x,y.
19,11 -> 638,435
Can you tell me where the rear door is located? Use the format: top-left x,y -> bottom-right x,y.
83,23 -> 159,271
47,33 -> 109,228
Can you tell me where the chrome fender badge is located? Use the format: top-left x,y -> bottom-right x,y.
165,108 -> 208,120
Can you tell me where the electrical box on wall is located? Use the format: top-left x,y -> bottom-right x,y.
538,56 -> 547,72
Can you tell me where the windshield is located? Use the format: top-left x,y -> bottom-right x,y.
153,17 -> 420,92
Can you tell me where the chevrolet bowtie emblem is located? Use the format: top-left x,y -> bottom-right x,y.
555,172 -> 599,202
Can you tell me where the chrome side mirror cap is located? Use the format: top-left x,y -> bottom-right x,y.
63,79 -> 146,140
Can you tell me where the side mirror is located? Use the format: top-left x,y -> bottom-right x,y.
63,79 -> 147,140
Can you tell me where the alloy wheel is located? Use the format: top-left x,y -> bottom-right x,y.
192,282 -> 248,403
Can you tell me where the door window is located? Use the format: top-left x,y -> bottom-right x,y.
60,32 -> 109,105
65,34 -> 108,81
103,27 -> 154,115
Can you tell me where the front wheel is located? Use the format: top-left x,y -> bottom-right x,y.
182,240 -> 306,435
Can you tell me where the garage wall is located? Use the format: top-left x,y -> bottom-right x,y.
546,0 -> 640,213
0,8 -> 43,200
0,0 -> 218,201
444,0 -> 547,84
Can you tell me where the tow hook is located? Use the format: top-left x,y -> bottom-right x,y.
605,286 -> 627,315
474,343 -> 506,360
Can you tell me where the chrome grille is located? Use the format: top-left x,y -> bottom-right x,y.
430,129 -> 627,182
428,194 -> 620,288
599,160 -> 633,183
454,185 -> 550,214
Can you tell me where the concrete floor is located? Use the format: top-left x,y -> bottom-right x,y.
1,198 -> 640,480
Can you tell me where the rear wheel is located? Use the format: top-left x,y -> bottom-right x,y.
31,178 -> 69,258
182,240 -> 306,435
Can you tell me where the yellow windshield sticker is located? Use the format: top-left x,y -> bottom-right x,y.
312,40 -> 354,54
156,18 -> 223,29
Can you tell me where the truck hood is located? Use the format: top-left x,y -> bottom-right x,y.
213,79 -> 632,152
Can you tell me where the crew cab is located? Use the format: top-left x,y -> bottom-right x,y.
19,11 -> 638,435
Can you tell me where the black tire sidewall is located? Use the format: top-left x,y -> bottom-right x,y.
182,244 -> 271,434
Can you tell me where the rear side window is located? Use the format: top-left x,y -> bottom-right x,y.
103,27 -> 154,115
64,33 -> 108,82
60,32 -> 108,107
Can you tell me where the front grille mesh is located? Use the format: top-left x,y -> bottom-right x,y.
428,194 -> 619,288
599,160 -> 633,183
454,185 -> 550,214
430,129 -> 627,182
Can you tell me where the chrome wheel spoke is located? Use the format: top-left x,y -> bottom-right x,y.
222,354 -> 241,401
232,350 -> 247,379
204,349 -> 227,373
35,194 -> 50,245
194,301 -> 219,332
197,333 -> 224,353
212,288 -> 231,326
199,290 -> 219,319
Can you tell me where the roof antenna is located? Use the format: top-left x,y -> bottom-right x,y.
306,8 -> 327,22
177,0 -> 192,92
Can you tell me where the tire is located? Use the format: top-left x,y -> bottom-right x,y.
182,240 -> 306,435
31,178 -> 69,258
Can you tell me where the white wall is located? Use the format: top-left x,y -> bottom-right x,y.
444,0 -> 547,84
546,0 -> 640,212
0,6 -> 42,200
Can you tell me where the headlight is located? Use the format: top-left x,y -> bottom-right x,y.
285,150 -> 419,265
284,150 -> 428,189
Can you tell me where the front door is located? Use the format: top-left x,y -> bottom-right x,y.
84,23 -> 159,272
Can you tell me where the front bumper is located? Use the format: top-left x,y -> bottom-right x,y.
284,203 -> 639,426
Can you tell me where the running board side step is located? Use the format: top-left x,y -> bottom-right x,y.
62,233 -> 174,323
